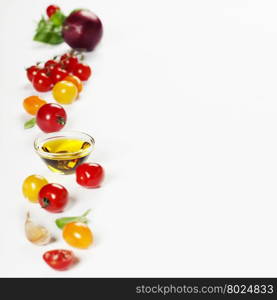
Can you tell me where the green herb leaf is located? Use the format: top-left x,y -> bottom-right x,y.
37,16 -> 47,31
50,10 -> 66,26
55,209 -> 91,229
24,118 -> 36,129
33,31 -> 50,43
33,11 -> 66,45
47,32 -> 64,45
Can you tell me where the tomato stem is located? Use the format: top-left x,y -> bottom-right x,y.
42,197 -> 50,208
57,116 -> 66,125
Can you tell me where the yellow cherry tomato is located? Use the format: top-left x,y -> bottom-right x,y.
22,175 -> 48,203
23,96 -> 47,115
64,75 -> 83,93
63,222 -> 93,249
52,80 -> 78,104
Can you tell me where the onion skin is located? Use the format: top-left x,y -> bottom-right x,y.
62,10 -> 103,52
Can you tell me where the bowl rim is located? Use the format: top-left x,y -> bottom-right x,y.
34,130 -> 95,159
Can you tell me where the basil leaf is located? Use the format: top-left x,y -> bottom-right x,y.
24,118 -> 36,129
47,32 -> 64,45
37,17 -> 47,31
50,10 -> 66,26
33,12 -> 65,45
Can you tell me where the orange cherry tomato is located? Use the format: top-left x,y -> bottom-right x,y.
64,75 -> 83,93
62,222 -> 93,249
23,96 -> 47,115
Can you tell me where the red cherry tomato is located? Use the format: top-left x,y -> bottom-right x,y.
39,183 -> 68,213
73,63 -> 91,81
43,249 -> 75,271
76,163 -> 104,188
36,103 -> 67,133
60,53 -> 70,61
44,60 -> 59,73
46,5 -> 60,18
50,67 -> 68,84
26,65 -> 40,82
61,56 -> 79,72
32,70 -> 53,92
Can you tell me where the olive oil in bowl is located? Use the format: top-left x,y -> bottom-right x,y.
34,131 -> 95,174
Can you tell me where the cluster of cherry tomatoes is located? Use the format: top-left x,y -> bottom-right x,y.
23,162 -> 104,270
26,52 -> 90,104
23,51 -> 92,132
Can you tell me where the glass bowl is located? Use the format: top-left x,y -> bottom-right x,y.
34,131 -> 95,174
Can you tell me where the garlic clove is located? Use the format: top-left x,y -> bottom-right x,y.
25,212 -> 51,246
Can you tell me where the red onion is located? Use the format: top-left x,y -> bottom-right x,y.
62,9 -> 103,52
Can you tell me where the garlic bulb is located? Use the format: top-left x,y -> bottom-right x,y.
25,212 -> 51,245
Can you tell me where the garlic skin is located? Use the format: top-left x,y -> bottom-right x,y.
25,212 -> 51,246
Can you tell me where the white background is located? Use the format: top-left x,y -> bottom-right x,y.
0,0 -> 277,277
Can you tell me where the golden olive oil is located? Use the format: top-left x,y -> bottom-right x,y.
39,138 -> 91,174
